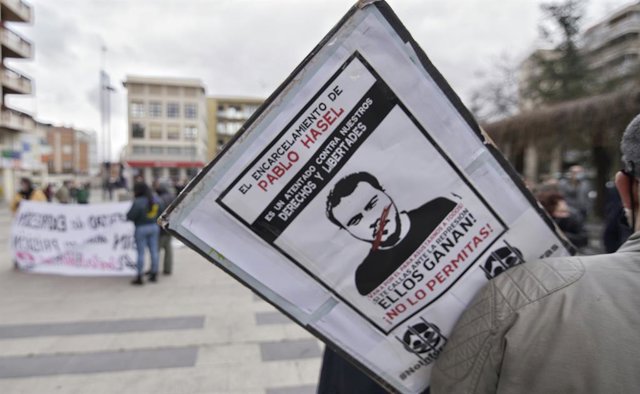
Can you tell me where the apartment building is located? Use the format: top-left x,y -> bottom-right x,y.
206,96 -> 262,159
44,126 -> 93,176
519,1 -> 640,108
123,76 -> 208,183
582,1 -> 640,88
0,0 -> 37,200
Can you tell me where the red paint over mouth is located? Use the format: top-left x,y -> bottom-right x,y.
371,204 -> 391,251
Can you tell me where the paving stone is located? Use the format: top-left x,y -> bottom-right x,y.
0,346 -> 198,378
255,311 -> 293,326
259,339 -> 322,362
266,384 -> 317,394
0,316 -> 205,339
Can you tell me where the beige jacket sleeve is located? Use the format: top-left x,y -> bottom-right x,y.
430,281 -> 508,394
430,259 -> 583,394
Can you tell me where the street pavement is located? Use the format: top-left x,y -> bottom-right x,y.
0,202 -> 322,394
0,190 -> 608,394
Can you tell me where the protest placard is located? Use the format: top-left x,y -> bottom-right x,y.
12,201 -> 136,276
160,2 -> 572,392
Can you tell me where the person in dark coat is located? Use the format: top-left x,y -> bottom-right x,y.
126,182 -> 161,285
153,180 -> 175,275
537,190 -> 588,248
317,348 -> 388,394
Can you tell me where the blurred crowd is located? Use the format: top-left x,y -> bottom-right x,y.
10,175 -> 179,285
10,178 -> 92,213
530,165 -> 632,254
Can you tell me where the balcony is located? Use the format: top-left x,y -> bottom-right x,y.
587,39 -> 640,70
1,67 -> 32,95
583,16 -> 640,51
1,26 -> 32,59
1,0 -> 32,23
0,107 -> 34,132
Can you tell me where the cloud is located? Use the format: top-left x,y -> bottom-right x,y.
7,0 -> 633,160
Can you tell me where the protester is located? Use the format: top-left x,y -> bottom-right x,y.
174,177 -> 187,195
153,180 -> 175,275
10,177 -> 47,214
55,180 -> 71,204
76,182 -> 90,204
431,113 -> 640,393
69,180 -> 79,203
536,190 -> 589,248
126,181 -> 161,285
43,183 -> 54,202
317,348 -> 388,393
559,164 -> 592,221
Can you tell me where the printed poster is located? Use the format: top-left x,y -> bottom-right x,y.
160,2 -> 572,393
218,54 -> 507,333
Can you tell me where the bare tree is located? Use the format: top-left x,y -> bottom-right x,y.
522,0 -> 594,105
469,54 -> 520,122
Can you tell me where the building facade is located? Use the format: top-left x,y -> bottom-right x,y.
514,1 -> 640,182
0,0 -> 37,200
519,2 -> 640,108
206,96 -> 262,159
44,126 -> 92,176
582,2 -> 640,89
123,76 -> 208,183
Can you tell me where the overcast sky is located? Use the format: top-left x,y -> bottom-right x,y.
6,0 -> 633,161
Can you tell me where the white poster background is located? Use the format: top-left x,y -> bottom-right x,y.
273,103 -> 506,332
165,4 -> 571,393
12,201 -> 137,276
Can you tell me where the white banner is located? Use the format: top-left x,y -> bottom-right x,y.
11,201 -> 137,276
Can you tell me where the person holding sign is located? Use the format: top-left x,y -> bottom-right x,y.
431,114 -> 640,393
326,171 -> 457,295
127,182 -> 161,285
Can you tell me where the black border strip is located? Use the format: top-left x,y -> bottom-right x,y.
215,51 -> 508,335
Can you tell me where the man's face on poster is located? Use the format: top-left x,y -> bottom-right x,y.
331,181 -> 400,244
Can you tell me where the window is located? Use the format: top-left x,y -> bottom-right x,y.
184,103 -> 198,119
187,168 -> 198,178
132,146 -> 146,154
149,123 -> 162,139
184,146 -> 197,157
132,123 -> 145,139
167,102 -> 180,118
167,124 -> 180,140
217,122 -> 241,136
184,125 -> 198,140
62,144 -> 73,154
227,122 -> 242,135
167,146 -> 181,155
149,101 -> 162,118
244,104 -> 259,117
149,146 -> 163,154
169,168 -> 179,178
63,161 -> 73,170
131,101 -> 145,118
